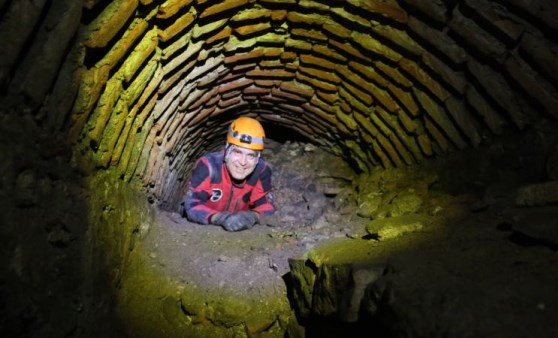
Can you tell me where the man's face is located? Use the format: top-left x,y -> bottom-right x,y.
225,145 -> 260,180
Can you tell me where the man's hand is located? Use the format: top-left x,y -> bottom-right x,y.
210,212 -> 230,226
222,211 -> 258,232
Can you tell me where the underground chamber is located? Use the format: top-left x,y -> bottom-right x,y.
1,0 -> 558,337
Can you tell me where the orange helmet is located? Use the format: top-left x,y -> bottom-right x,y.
226,116 -> 265,150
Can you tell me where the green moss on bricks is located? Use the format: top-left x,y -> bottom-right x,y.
118,249 -> 291,337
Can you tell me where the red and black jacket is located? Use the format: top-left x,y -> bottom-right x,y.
184,150 -> 275,224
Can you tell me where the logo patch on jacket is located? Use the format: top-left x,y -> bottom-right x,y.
210,188 -> 223,202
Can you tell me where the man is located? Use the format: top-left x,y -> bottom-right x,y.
184,116 -> 275,231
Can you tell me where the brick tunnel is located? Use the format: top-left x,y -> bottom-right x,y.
1,0 -> 558,337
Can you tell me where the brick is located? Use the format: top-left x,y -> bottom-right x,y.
377,133 -> 404,167
187,56 -> 224,85
371,87 -> 398,113
467,60 -> 525,129
271,10 -> 288,21
309,95 -> 335,115
407,16 -> 468,65
371,25 -> 423,57
255,79 -> 279,87
298,66 -> 341,85
313,45 -> 347,62
187,87 -> 219,110
246,69 -> 295,79
296,72 -> 338,92
465,86 -> 504,135
219,78 -> 253,94
338,86 -> 369,115
158,12 -> 195,42
398,0 -> 447,24
422,52 -> 467,95
339,99 -> 351,114
234,22 -> 272,37
302,102 -> 337,125
206,25 -> 232,45
280,81 -> 315,98
286,11 -> 325,25
225,49 -> 264,64
387,84 -> 419,117
352,31 -> 402,63
243,85 -> 269,96
285,38 -> 313,51
323,22 -> 352,39
87,77 -> 123,147
349,61 -> 389,88
448,7 -> 507,61
157,0 -> 194,19
118,28 -> 158,82
354,110 -> 379,137
300,54 -> 337,70
374,61 -> 412,88
445,97 -> 481,147
329,39 -> 370,63
399,58 -> 451,102
335,65 -> 370,93
231,8 -> 271,22
299,0 -> 330,11
101,19 -> 149,71
217,96 -> 242,109
259,60 -> 284,69
84,0 -> 139,48
377,107 -> 414,165
340,80 -> 373,106
424,117 -> 450,155
192,18 -> 228,39
348,0 -> 407,23
116,94 -> 157,170
417,134 -> 433,157
263,48 -> 284,58
281,51 -> 297,62
163,40 -> 203,79
278,102 -> 305,114
316,91 -> 338,105
232,63 -> 257,73
414,88 -> 467,150
336,110 -> 358,132
224,35 -> 257,52
291,28 -> 328,42
462,0 -> 524,43
200,0 -> 248,18
397,109 -> 419,134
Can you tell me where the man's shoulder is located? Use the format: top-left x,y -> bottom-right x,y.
257,158 -> 272,170
201,151 -> 224,166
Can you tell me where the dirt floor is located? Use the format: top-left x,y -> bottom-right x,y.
117,138 -> 558,338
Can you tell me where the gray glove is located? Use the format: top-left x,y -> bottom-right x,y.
210,212 -> 231,226
222,211 -> 258,232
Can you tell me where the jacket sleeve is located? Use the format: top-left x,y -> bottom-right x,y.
250,164 -> 275,216
184,159 -> 219,224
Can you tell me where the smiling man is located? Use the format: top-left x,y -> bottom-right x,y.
184,116 -> 275,231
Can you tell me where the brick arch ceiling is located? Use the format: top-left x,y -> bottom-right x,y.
9,0 -> 558,208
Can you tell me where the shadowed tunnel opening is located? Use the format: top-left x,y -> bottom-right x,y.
1,0 -> 558,337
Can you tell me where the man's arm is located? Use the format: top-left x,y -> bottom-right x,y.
184,159 -> 220,224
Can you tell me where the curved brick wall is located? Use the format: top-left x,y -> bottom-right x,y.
2,0 -> 558,207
